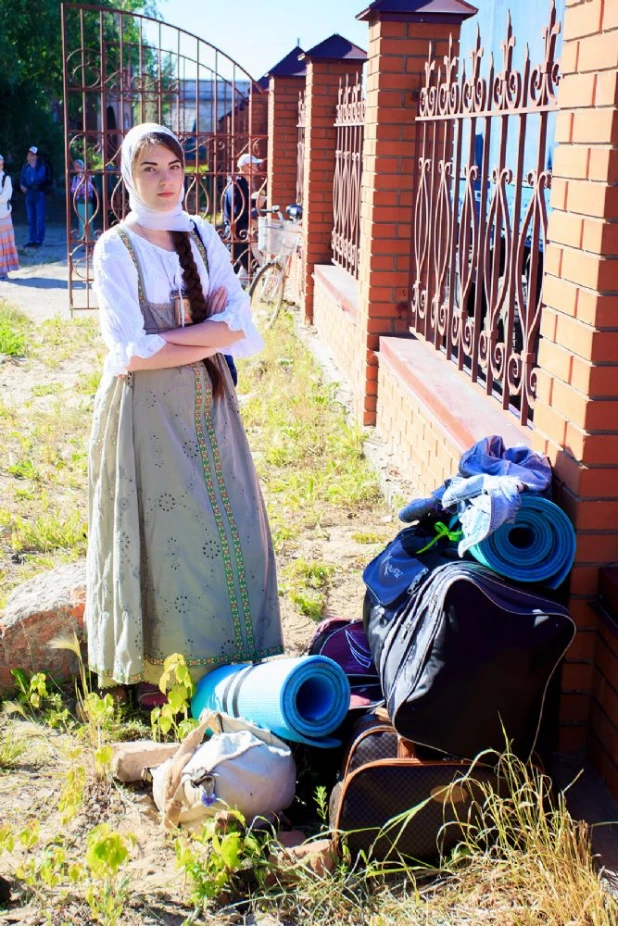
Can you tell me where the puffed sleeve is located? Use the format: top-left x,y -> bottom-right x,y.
192,215 -> 264,359
93,231 -> 166,375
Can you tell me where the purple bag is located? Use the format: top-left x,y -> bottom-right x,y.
307,617 -> 383,707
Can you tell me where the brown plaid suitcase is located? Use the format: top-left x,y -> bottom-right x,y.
329,708 -> 499,862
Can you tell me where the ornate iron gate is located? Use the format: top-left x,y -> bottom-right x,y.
332,76 -> 365,279
410,2 -> 561,425
61,3 -> 267,310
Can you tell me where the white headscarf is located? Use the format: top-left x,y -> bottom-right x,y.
121,123 -> 192,232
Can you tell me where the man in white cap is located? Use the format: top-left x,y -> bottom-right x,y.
19,146 -> 47,247
223,153 -> 264,285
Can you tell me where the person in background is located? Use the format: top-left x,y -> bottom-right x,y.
20,145 -> 47,248
71,159 -> 96,240
223,153 -> 264,286
0,155 -> 19,281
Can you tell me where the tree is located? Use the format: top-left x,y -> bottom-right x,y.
0,0 -> 159,177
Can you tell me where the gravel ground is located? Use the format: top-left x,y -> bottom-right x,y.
0,222 -> 85,323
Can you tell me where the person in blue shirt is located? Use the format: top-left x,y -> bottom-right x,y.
19,146 -> 47,248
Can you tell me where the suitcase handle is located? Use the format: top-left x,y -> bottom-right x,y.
397,736 -> 417,760
374,706 -> 417,759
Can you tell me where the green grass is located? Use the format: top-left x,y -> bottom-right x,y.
0,304 -> 29,357
0,305 -> 100,607
240,311 -> 382,538
282,558 -> 336,620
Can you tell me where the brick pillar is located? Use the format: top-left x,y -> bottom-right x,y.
530,0 -> 618,787
301,37 -> 366,322
267,74 -> 305,210
355,1 -> 476,426
250,89 -> 269,145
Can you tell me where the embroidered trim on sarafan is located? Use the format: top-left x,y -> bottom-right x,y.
144,646 -> 283,668
90,645 -> 284,686
116,227 -> 146,303
193,365 -> 255,655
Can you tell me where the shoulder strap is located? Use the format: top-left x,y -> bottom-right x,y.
116,226 -> 147,304
190,219 -> 210,275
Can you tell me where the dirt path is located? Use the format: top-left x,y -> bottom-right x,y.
0,223 -> 86,323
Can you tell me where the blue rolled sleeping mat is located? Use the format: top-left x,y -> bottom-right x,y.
468,495 -> 576,588
190,655 -> 351,748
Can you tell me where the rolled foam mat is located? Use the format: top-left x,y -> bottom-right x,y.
190,655 -> 351,748
468,495 -> 576,588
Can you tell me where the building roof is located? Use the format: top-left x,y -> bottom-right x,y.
356,0 -> 478,23
300,33 -> 367,62
265,45 -> 306,78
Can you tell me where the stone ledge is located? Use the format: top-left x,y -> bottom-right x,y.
314,264 -> 359,319
378,335 -> 532,453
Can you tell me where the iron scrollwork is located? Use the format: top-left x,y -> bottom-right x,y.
410,0 -> 561,425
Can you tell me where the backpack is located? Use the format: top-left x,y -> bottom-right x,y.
307,617 -> 383,706
364,556 -> 576,761
1,174 -> 12,209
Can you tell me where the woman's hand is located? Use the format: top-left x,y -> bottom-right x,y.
206,286 -> 227,315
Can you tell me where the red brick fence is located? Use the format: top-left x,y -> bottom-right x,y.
260,0 -> 618,799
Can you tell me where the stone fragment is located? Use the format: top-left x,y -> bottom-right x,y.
0,561 -> 87,693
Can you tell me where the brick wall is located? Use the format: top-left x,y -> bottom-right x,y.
313,266 -> 363,398
301,58 -> 364,322
530,0 -> 618,780
376,336 -> 531,500
376,351 -> 463,496
356,18 -> 463,426
267,75 -> 304,211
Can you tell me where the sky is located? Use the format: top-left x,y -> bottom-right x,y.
159,0 -> 369,81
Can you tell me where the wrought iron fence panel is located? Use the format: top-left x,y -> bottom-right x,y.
332,76 -> 365,279
410,1 -> 561,425
62,3 -> 267,309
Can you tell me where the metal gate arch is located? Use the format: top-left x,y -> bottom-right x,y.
61,3 -> 267,310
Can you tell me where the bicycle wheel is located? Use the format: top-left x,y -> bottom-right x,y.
249,260 -> 285,330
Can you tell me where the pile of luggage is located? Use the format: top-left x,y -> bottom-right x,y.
111,437 -> 577,864
311,436 -> 577,860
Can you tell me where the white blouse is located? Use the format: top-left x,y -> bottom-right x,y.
0,174 -> 13,220
93,215 -> 263,376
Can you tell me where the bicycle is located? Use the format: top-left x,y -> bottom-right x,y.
249,203 -> 302,330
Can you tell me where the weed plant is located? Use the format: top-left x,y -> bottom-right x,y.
0,303 -> 28,357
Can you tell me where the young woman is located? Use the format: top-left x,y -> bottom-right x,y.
86,123 -> 283,706
0,155 -> 19,281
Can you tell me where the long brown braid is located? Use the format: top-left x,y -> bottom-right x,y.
131,131 -> 225,399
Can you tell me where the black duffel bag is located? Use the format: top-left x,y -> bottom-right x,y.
364,546 -> 575,761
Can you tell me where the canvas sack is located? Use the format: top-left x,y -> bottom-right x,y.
152,710 -> 296,831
